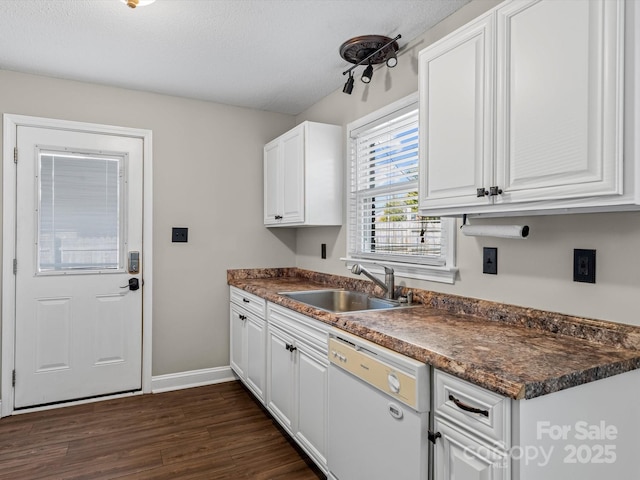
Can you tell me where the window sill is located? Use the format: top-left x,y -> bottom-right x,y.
341,257 -> 458,285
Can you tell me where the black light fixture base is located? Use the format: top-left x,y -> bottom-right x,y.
340,35 -> 399,66
339,34 -> 401,95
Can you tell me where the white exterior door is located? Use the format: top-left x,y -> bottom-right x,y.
13,125 -> 143,408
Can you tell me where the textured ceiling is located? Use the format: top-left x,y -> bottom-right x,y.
0,0 -> 470,115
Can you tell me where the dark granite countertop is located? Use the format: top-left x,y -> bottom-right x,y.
227,268 -> 640,400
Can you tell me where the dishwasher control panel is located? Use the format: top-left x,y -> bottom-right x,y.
329,332 -> 429,412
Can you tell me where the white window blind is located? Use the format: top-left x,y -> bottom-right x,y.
38,151 -> 123,272
348,106 -> 446,266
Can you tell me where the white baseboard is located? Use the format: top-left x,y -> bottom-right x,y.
151,366 -> 238,393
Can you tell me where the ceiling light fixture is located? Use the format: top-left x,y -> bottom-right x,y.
339,34 -> 401,95
385,51 -> 398,68
343,72 -> 355,95
121,0 -> 156,8
361,63 -> 373,84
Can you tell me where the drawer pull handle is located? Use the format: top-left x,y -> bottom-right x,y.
242,298 -> 250,303
448,394 -> 489,417
285,343 -> 297,352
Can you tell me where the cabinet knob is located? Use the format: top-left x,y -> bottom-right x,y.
274,215 -> 283,220
476,188 -> 489,197
238,314 -> 247,321
285,343 -> 297,352
489,186 -> 503,196
428,430 -> 442,444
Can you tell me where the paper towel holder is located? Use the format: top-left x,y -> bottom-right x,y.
460,215 -> 530,239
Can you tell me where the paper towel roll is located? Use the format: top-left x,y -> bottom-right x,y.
460,224 -> 530,239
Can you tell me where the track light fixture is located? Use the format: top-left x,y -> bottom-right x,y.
361,63 -> 373,84
386,51 -> 398,68
343,72 -> 355,95
339,34 -> 401,95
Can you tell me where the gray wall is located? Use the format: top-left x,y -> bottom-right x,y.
0,69 -> 297,376
295,0 -> 640,326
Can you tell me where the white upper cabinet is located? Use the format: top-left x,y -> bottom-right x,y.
419,0 -> 633,216
419,12 -> 495,211
495,0 -> 623,204
264,121 -> 342,227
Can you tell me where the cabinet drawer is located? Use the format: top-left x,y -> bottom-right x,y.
230,287 -> 266,317
268,303 -> 329,354
434,370 -> 510,449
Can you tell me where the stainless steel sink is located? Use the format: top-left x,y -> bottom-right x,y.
280,289 -> 401,313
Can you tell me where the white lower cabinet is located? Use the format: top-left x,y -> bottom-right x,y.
432,368 -> 640,480
435,417 -> 508,480
245,315 -> 266,401
266,323 -> 296,432
229,287 -> 266,403
296,342 -> 328,465
230,289 -> 640,479
266,303 -> 330,473
229,302 -> 247,379
433,369 -> 511,480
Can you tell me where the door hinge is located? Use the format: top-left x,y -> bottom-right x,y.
13,147 -> 18,163
12,370 -> 16,387
13,259 -> 17,275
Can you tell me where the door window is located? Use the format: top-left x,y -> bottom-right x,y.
37,149 -> 125,273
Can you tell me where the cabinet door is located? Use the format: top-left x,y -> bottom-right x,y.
264,140 -> 281,225
434,418 -> 508,480
280,126 -> 305,223
495,0 -> 624,204
246,316 -> 266,403
296,346 -> 328,469
266,326 -> 296,434
419,13 -> 494,211
229,304 -> 247,380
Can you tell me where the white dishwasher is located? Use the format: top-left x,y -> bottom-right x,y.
328,329 -> 430,480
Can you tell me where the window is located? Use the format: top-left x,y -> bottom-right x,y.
38,150 -> 124,273
346,93 -> 456,283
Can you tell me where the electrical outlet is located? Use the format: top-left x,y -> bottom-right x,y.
574,249 -> 596,283
483,247 -> 498,275
172,227 -> 188,243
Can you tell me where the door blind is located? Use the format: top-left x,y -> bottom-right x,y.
348,108 -> 445,265
38,151 -> 123,272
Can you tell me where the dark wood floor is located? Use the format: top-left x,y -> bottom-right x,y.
0,381 -> 325,479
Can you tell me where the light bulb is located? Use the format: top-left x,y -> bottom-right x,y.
361,64 -> 373,84
121,0 -> 156,9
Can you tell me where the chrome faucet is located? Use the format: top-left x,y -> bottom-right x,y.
351,264 -> 395,299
